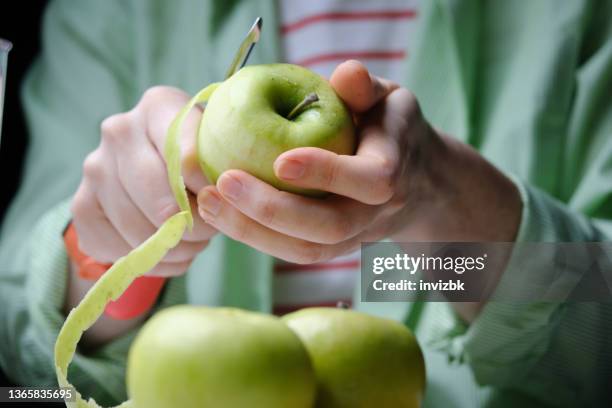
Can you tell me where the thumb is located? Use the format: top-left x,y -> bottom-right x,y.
329,60 -> 399,113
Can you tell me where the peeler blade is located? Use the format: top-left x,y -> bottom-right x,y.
224,17 -> 263,80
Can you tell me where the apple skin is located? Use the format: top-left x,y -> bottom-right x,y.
126,306 -> 316,408
198,63 -> 355,196
283,307 -> 426,408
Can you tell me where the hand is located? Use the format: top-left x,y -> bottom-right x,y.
71,86 -> 217,277
196,60 -> 521,266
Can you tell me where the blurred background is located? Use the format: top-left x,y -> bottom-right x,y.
0,2 -> 47,226
0,1 -> 48,393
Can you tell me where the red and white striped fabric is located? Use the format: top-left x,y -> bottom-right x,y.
273,0 -> 421,315
280,0 -> 420,80
273,251 -> 360,315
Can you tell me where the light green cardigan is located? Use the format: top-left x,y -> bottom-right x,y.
0,0 -> 611,406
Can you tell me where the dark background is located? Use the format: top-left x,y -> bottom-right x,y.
0,2 -> 47,225
0,4 -> 62,408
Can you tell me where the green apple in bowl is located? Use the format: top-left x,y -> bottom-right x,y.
127,306 -> 316,408
198,63 -> 355,196
283,307 -> 426,408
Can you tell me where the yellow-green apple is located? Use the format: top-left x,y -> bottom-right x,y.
127,306 -> 316,408
198,63 -> 355,196
283,307 -> 426,408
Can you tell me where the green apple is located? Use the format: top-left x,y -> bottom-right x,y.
198,63 -> 355,196
283,307 -> 426,408
127,306 -> 316,408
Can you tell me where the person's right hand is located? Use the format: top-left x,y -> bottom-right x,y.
71,86 -> 217,277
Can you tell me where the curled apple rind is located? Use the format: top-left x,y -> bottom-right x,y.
165,83 -> 220,230
54,83 -> 220,407
54,211 -> 188,407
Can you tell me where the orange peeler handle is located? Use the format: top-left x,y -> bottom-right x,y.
63,222 -> 166,320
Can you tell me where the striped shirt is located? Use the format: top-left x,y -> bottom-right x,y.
272,0 -> 420,315
281,0 -> 420,79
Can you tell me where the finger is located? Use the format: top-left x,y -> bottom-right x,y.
163,238 -> 209,264
76,175 -> 208,269
76,176 -> 208,265
273,143 -> 397,205
113,130 -> 215,242
197,187 -> 357,264
215,170 -> 381,244
97,177 -> 201,263
102,97 -> 214,242
94,147 -> 160,250
98,146 -> 211,262
139,86 -> 208,194
145,260 -> 192,278
181,193 -> 218,242
100,110 -> 180,232
274,88 -> 417,203
330,60 -> 399,113
71,182 -> 132,263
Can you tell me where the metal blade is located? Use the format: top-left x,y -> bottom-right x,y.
224,17 -> 263,79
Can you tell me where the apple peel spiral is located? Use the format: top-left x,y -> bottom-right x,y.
54,83 -> 220,408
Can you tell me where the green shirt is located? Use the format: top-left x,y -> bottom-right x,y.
0,0 -> 611,406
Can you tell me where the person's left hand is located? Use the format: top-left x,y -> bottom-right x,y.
196,60 -> 522,265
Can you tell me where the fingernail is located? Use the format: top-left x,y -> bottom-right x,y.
275,159 -> 305,180
198,191 -> 221,218
218,174 -> 243,201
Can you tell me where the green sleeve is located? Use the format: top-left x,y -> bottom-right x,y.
17,200 -> 136,404
0,0 -> 139,404
466,20 -> 612,404
413,1 -> 612,406
0,0 -> 137,266
460,182 -> 611,406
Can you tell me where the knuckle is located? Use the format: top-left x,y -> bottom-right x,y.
100,113 -> 133,146
373,182 -> 395,204
139,86 -> 182,111
141,85 -> 173,103
82,151 -> 104,181
372,159 -> 396,202
395,88 -> 421,120
395,87 -> 417,105
100,114 -> 119,135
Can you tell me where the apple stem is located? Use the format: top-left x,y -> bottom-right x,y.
287,92 -> 319,120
